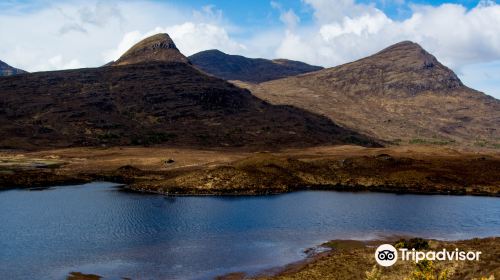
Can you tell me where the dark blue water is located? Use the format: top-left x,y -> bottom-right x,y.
0,182 -> 499,280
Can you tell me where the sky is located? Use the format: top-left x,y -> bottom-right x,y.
1,0 -> 500,99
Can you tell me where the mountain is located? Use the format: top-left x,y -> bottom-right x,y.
189,49 -> 323,83
249,41 -> 500,145
0,60 -> 26,76
111,33 -> 189,66
0,33 -> 377,149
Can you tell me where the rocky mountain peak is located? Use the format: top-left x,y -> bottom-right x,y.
318,40 -> 464,93
372,41 -> 447,72
113,33 -> 189,66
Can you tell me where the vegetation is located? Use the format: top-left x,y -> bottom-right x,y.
391,138 -> 403,145
2,145 -> 499,195
131,132 -> 177,146
395,238 -> 430,250
409,260 -> 449,280
474,141 -> 489,147
365,265 -> 382,280
472,140 -> 500,149
257,238 -> 499,280
66,272 -> 101,280
409,138 -> 455,145
96,132 -> 120,141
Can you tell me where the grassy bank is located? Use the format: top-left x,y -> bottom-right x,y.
1,145 -> 499,196
247,237 -> 499,280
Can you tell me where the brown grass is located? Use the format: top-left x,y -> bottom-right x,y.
254,238 -> 500,280
1,145 -> 499,196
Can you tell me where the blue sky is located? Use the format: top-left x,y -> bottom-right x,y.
0,0 -> 499,99
174,0 -> 484,27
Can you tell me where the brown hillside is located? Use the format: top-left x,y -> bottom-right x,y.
249,41 -> 500,146
0,34 -> 377,150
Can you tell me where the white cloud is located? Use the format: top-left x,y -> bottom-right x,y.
0,0 -> 239,71
276,30 -> 317,63
77,0 -> 123,27
104,23 -> 246,62
192,5 -> 223,22
319,11 -> 391,41
47,55 -> 84,70
165,23 -> 246,56
303,0 -> 379,23
102,31 -> 143,63
280,9 -> 300,30
271,1 -> 300,30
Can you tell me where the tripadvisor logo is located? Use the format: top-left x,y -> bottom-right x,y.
375,244 -> 398,266
374,244 -> 482,267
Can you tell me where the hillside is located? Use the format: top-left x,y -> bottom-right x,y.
0,34 -> 377,150
249,41 -> 500,146
0,60 -> 25,76
189,49 -> 323,83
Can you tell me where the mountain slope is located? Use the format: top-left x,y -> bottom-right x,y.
249,41 -> 500,145
189,49 -> 323,83
0,60 -> 26,76
0,34 -> 377,149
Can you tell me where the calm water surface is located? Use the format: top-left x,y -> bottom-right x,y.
0,182 -> 499,280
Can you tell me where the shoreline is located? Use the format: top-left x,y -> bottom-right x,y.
123,184 -> 500,197
2,179 -> 499,197
219,237 -> 500,280
1,145 -> 499,197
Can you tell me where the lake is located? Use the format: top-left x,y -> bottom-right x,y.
0,182 -> 499,279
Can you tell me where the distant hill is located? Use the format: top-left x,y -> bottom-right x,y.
189,49 -> 323,83
0,33 -> 377,149
0,60 -> 25,76
249,41 -> 500,145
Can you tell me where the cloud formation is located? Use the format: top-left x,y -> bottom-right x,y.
0,1 -> 191,71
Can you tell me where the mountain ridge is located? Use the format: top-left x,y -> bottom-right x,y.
189,49 -> 323,83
